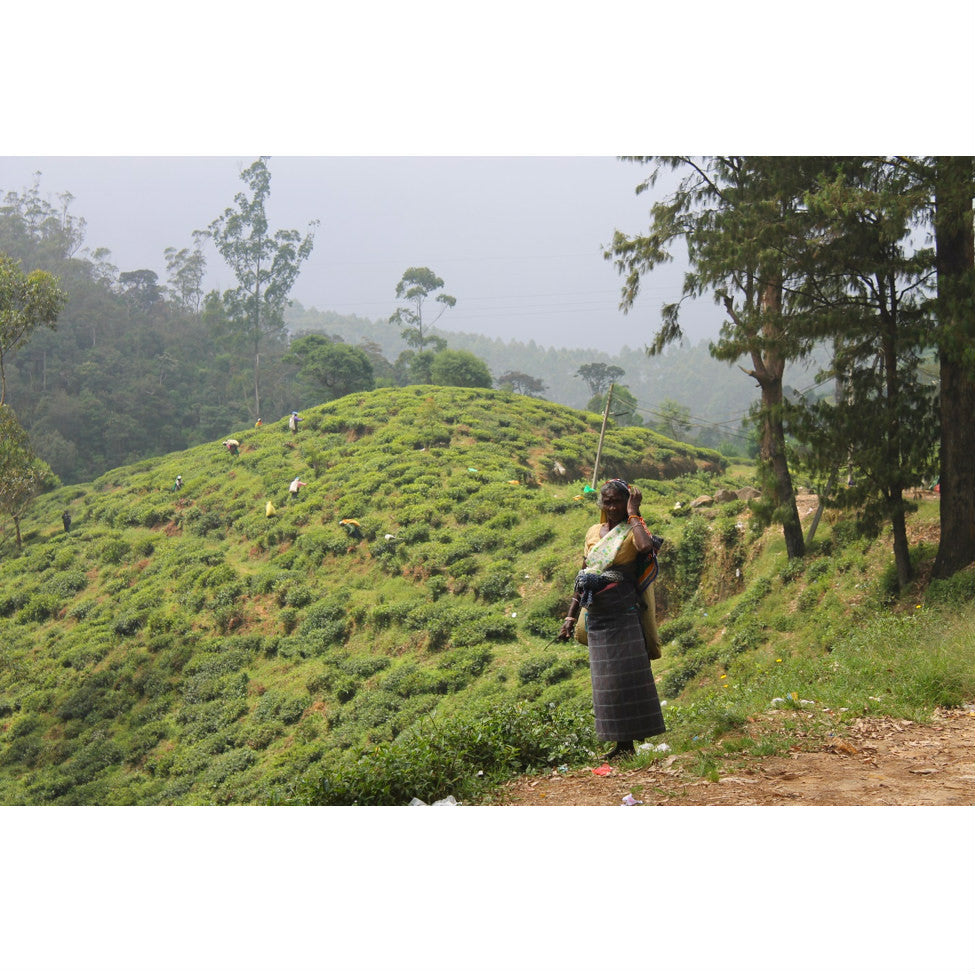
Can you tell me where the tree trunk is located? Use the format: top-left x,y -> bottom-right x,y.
932,156 -> 975,578
755,279 -> 805,559
761,382 -> 805,558
881,307 -> 911,588
890,499 -> 912,591
254,349 -> 262,421
805,470 -> 836,546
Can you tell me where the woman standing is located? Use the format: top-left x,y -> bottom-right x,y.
559,478 -> 666,759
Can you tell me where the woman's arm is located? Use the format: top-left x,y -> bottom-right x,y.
557,559 -> 586,641
626,485 -> 656,554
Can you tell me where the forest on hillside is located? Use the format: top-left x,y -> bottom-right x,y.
2,155 -> 974,589
0,167 -> 761,488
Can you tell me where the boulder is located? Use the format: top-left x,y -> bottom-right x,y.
714,488 -> 738,503
736,486 -> 761,501
690,495 -> 714,508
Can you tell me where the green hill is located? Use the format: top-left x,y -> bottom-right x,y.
4,385 -> 973,806
0,386 -> 728,804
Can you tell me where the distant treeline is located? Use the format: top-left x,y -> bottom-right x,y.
287,304 -> 793,452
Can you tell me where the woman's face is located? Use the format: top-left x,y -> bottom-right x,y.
599,487 -> 628,523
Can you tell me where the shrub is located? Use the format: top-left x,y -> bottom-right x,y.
99,538 -> 131,564
509,523 -> 555,552
68,599 -> 99,622
379,664 -> 449,698
673,518 -> 709,603
283,585 -> 314,608
15,593 -> 61,624
660,647 -> 720,697
198,747 -> 257,787
806,559 -> 831,582
518,652 -> 576,686
290,699 -> 599,806
0,590 -> 30,617
43,571 -> 88,599
184,509 -> 226,538
780,558 -> 805,584
475,570 -> 516,603
254,690 -> 311,725
339,655 -> 391,678
658,615 -> 696,644
926,568 -> 975,605
112,612 -> 144,637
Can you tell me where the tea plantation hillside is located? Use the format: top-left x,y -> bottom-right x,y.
0,386 -> 730,804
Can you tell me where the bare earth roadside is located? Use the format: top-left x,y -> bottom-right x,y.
496,706 -> 975,806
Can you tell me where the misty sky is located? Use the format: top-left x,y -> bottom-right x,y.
0,155 -> 722,355
4,5 -> 968,359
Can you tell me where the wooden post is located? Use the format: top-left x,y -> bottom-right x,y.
591,382 -> 614,490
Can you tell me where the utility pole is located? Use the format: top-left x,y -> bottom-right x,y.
591,382 -> 614,490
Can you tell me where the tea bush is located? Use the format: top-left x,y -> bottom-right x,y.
253,689 -> 310,725
673,518 -> 709,604
475,569 -> 516,603
43,571 -> 88,599
517,652 -> 576,686
15,593 -> 61,624
100,538 -> 130,564
112,612 -> 144,637
338,655 -> 391,678
291,699 -> 598,806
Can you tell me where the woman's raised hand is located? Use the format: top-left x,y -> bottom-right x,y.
627,484 -> 643,516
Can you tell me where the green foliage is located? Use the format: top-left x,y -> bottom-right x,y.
429,349 -> 493,389
673,517 -> 709,605
290,699 -> 598,805
517,652 -> 577,686
254,689 -> 310,725
925,567 -> 975,606
2,377 -> 965,807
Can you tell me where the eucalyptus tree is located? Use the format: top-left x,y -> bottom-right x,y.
118,269 -> 163,311
0,253 -> 67,404
587,384 -> 643,427
390,267 -> 455,353
0,404 -> 54,549
607,157 -> 830,558
207,157 -> 318,419
495,370 -> 548,397
0,177 -> 87,267
652,398 -> 692,442
575,362 -> 624,398
164,230 -> 208,313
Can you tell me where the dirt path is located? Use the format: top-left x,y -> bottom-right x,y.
496,705 -> 975,806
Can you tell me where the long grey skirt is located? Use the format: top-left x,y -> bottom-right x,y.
586,581 -> 666,741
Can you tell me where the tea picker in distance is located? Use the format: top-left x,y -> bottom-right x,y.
223,439 -> 240,457
288,412 -> 303,434
558,478 -> 666,761
289,476 -> 307,500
